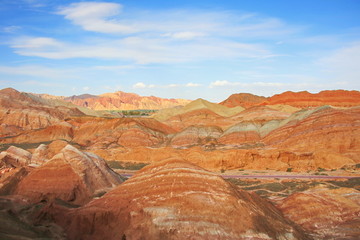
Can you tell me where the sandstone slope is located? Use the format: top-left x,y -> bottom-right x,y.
153,98 -> 244,121
14,145 -> 123,205
278,186 -> 360,239
59,158 -> 310,240
0,88 -> 75,132
219,92 -> 267,108
163,108 -> 236,131
262,90 -> 360,108
71,117 -> 176,149
263,106 -> 360,164
58,91 -> 191,110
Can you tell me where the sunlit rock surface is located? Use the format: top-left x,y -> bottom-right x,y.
59,158 -> 310,240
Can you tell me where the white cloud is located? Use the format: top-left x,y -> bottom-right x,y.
133,82 -> 147,89
11,36 -> 270,64
162,31 -> 206,40
185,82 -> 201,87
56,2 -> 297,38
10,2 -> 300,64
57,2 -> 135,34
12,37 -> 63,49
209,80 -> 233,87
317,42 -> 360,84
83,86 -> 90,91
94,65 -> 136,71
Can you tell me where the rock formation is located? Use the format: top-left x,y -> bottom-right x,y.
262,90 -> 360,108
219,92 -> 267,108
98,146 -> 355,171
0,146 -> 32,168
263,106 -> 360,164
0,88 -> 94,134
278,186 -> 360,239
153,98 -> 244,121
72,117 -> 176,148
38,91 -> 192,111
163,108 -> 236,131
14,145 -> 123,205
58,158 -> 310,240
0,195 -> 66,239
170,125 -> 223,147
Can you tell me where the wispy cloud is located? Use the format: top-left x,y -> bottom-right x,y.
185,82 -> 202,87
11,36 -> 271,64
133,82 -> 147,89
57,2 -> 135,34
9,2 -> 299,64
3,25 -> 22,33
56,2 -> 297,38
317,41 -> 360,85
162,31 -> 206,40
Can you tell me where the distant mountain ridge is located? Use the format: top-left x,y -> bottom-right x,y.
39,91 -> 191,111
220,90 -> 360,108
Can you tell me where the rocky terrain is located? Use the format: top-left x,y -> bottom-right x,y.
0,87 -> 359,239
220,89 -> 360,108
38,91 -> 191,111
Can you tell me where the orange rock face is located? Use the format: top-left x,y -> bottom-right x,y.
278,186 -> 360,239
0,88 -> 84,132
72,117 -> 176,148
263,90 -> 360,108
164,108 -> 236,131
14,145 -> 123,205
0,121 -> 74,145
98,146 -> 355,171
263,106 -> 360,164
170,125 -> 223,147
219,93 -> 267,108
0,146 -> 32,168
60,91 -> 191,110
58,159 -> 309,240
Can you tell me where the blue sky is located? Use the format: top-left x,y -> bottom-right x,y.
0,0 -> 359,101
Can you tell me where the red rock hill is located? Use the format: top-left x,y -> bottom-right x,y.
59,158 -> 309,240
262,90 -> 360,108
219,93 -> 267,108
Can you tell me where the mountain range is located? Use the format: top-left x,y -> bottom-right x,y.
1,87 -> 359,239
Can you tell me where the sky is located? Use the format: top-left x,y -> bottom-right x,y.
0,0 -> 360,102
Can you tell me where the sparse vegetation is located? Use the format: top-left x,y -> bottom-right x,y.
107,161 -> 149,170
328,178 -> 360,190
111,109 -> 158,117
225,178 -> 359,199
286,168 -> 292,172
